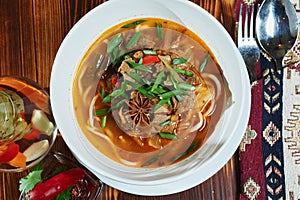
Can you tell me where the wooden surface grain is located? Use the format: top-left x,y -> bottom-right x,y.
0,0 -> 239,199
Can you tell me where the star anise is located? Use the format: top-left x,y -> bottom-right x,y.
125,91 -> 153,127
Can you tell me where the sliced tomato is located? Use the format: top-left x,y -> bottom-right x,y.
0,143 -> 20,163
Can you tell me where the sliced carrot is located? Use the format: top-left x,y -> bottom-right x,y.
8,152 -> 27,169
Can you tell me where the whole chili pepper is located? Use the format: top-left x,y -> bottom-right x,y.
27,168 -> 85,200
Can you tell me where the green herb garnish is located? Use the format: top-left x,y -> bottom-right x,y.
143,49 -> 157,55
173,68 -> 194,77
94,108 -> 111,116
101,115 -> 107,129
19,170 -> 43,193
121,20 -> 146,28
156,23 -> 163,39
126,61 -> 153,73
177,83 -> 195,91
159,89 -> 187,99
107,33 -> 122,54
159,132 -> 178,139
171,58 -> 188,65
141,152 -> 166,167
126,32 -> 142,48
160,119 -> 171,127
150,71 -> 165,92
199,53 -> 210,72
170,142 -> 199,162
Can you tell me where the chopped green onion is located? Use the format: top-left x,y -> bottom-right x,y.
141,152 -> 166,167
126,71 -> 143,83
143,49 -> 157,55
159,89 -> 187,99
152,87 -> 168,95
156,23 -> 163,39
170,142 -> 199,162
107,33 -> 122,54
109,88 -> 125,98
124,55 -> 131,60
126,61 -> 152,73
177,83 -> 195,91
126,81 -> 155,98
121,20 -> 146,28
173,68 -> 194,77
171,58 -> 188,65
100,87 -> 106,99
154,98 -> 170,111
160,119 -> 171,127
102,95 -> 112,103
159,132 -> 178,140
101,116 -> 107,129
126,32 -> 142,48
199,53 -> 210,72
94,108 -> 111,116
151,71 -> 164,92
175,95 -> 184,102
111,99 -> 127,110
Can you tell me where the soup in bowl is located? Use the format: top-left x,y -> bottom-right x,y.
73,18 -> 230,168
50,0 -> 250,195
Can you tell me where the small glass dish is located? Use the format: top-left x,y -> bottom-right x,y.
0,76 -> 57,172
19,151 -> 103,200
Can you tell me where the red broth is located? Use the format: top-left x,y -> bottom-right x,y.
73,18 -> 230,168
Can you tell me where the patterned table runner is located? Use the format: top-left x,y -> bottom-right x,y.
236,0 -> 300,199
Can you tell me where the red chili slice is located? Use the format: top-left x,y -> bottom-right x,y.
28,168 -> 85,200
23,129 -> 41,140
142,55 -> 160,65
0,143 -> 20,163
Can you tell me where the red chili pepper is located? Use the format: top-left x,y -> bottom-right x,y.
111,75 -> 118,86
20,112 -> 26,121
0,143 -> 19,163
142,55 -> 160,65
23,129 -> 41,140
28,168 -> 85,200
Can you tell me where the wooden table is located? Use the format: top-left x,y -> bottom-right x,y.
0,0 -> 239,199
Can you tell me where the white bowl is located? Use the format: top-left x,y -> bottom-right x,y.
50,0 -> 250,196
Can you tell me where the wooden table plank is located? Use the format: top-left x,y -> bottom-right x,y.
0,0 -> 239,199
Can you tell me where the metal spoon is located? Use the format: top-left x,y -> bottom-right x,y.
256,0 -> 298,70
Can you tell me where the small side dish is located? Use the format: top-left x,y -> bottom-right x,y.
0,76 -> 56,171
19,152 -> 103,200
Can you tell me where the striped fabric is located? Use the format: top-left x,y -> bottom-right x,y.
237,0 -> 300,199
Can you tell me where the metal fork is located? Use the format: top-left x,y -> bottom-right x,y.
237,3 -> 260,84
